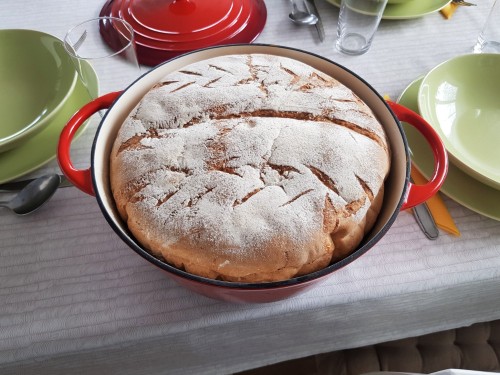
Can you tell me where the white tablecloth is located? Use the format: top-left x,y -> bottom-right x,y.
1,1 -> 500,374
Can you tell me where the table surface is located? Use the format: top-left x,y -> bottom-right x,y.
1,1 -> 500,374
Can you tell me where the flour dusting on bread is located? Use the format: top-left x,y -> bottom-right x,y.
110,54 -> 390,283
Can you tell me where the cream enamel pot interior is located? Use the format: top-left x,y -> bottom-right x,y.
58,45 -> 448,303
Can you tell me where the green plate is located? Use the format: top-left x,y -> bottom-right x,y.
397,76 -> 500,221
0,62 -> 98,183
418,53 -> 500,189
326,0 -> 451,20
0,29 -> 78,152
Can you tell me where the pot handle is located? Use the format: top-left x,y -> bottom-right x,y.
57,91 -> 122,196
387,101 -> 448,211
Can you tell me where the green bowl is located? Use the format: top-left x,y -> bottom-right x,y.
418,53 -> 500,190
0,29 -> 78,152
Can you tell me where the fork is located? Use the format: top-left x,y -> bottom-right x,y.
72,29 -> 87,51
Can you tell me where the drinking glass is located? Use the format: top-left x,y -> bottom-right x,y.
63,17 -> 141,170
64,16 -> 141,99
473,0 -> 500,53
335,0 -> 388,55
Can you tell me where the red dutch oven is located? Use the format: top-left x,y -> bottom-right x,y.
58,45 -> 448,303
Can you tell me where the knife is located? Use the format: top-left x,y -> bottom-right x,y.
0,174 -> 73,192
413,202 -> 439,240
304,0 -> 325,42
410,176 -> 439,240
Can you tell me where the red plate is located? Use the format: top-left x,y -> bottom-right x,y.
100,0 -> 267,66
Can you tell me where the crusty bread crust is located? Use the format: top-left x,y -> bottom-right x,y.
110,54 -> 390,283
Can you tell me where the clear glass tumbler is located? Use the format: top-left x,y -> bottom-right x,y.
64,16 -> 141,98
473,0 -> 500,53
63,17 -> 142,169
335,0 -> 388,55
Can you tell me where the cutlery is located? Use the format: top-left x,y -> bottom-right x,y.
0,174 -> 61,215
72,29 -> 87,51
409,165 -> 460,237
304,0 -> 325,41
289,0 -> 319,25
452,0 -> 476,6
410,177 -> 439,240
413,201 -> 440,240
0,174 -> 72,192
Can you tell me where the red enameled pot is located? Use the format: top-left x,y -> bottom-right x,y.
58,45 -> 448,303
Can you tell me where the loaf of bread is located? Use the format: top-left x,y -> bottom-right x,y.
110,54 -> 390,283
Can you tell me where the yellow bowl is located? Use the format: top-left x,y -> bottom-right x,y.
0,29 -> 78,152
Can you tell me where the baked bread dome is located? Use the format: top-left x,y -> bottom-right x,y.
110,54 -> 391,283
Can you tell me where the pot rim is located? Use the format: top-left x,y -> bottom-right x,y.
89,43 -> 410,290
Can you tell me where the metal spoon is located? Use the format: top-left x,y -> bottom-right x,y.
0,174 -> 61,215
289,0 -> 318,25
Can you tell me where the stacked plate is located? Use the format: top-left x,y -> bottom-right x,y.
0,29 -> 98,183
99,0 -> 267,66
326,0 -> 451,20
397,53 -> 500,220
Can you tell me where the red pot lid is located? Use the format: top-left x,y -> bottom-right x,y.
100,0 -> 267,66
